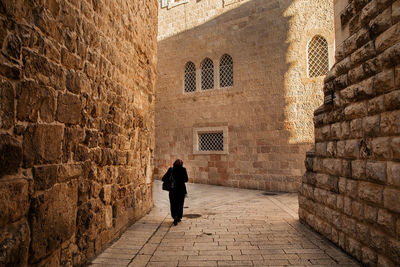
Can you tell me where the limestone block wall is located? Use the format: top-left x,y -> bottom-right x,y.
299,0 -> 400,265
155,0 -> 334,192
0,0 -> 157,266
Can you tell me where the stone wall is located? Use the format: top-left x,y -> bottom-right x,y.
155,0 -> 334,192
0,0 -> 157,266
299,0 -> 400,266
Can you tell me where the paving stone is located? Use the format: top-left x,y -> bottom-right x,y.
253,259 -> 290,265
262,254 -> 300,260
155,250 -> 199,256
91,257 -> 131,265
138,243 -> 158,255
199,250 -> 242,256
242,249 -> 284,255
179,260 -> 218,266
147,261 -> 179,267
217,260 -> 252,266
127,255 -> 151,267
232,254 -> 263,260
188,255 -> 232,261
311,258 -> 340,265
185,245 -> 227,251
95,252 -> 134,260
151,255 -> 188,261
284,248 -> 323,254
297,253 -> 333,259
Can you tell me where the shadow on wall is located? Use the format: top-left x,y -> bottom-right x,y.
154,0 -> 328,192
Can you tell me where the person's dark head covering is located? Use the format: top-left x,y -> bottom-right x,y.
173,159 -> 183,168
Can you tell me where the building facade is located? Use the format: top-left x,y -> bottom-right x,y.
155,0 -> 334,192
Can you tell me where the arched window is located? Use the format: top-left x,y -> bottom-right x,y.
201,58 -> 214,90
184,61 -> 196,92
220,54 -> 233,88
307,35 -> 329,78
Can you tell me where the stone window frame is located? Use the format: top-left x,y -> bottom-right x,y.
306,35 -> 330,78
223,0 -> 239,7
167,0 -> 189,9
193,126 -> 229,155
160,0 -> 168,8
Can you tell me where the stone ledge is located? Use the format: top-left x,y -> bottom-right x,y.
168,0 -> 189,9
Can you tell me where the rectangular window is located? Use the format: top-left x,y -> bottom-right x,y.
199,132 -> 223,151
193,127 -> 228,154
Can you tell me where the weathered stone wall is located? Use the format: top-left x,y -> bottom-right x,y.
155,0 -> 334,192
0,0 -> 157,265
299,0 -> 400,265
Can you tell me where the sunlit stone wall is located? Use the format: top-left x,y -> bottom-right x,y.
155,0 -> 334,192
299,0 -> 400,265
0,0 -> 158,265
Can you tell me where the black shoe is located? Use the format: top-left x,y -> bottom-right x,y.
173,219 -> 178,226
177,218 -> 181,222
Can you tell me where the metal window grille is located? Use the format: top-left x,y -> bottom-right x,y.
220,54 -> 233,88
308,35 -> 329,78
201,58 -> 214,90
198,132 -> 223,151
184,61 -> 196,92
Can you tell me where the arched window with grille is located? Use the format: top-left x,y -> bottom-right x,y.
219,54 -> 233,88
184,61 -> 196,92
201,58 -> 214,90
307,35 -> 329,78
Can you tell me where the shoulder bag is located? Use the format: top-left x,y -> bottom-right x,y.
162,168 -> 175,191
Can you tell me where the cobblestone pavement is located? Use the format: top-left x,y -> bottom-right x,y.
90,181 -> 360,267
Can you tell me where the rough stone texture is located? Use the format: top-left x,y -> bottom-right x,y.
56,92 -> 81,125
155,0 -> 334,192
300,0 -> 400,266
23,124 -> 64,167
0,134 -> 22,177
0,178 -> 29,229
0,78 -> 14,129
0,220 -> 30,267
0,0 -> 157,265
29,181 -> 78,263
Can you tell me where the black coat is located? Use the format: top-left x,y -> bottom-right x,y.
162,166 -> 188,194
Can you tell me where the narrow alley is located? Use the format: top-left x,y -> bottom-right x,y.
90,181 -> 360,267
